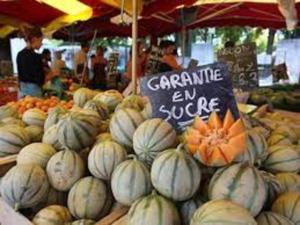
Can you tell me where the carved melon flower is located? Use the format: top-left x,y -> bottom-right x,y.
184,110 -> 246,167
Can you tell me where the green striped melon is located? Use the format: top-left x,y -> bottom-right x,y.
22,108 -> 46,127
179,195 -> 204,225
263,145 -> 300,173
17,143 -> 56,169
88,141 -> 127,180
98,119 -> 110,133
42,124 -> 64,150
93,90 -> 123,113
191,199 -> 256,225
0,105 -> 18,120
68,176 -> 111,220
33,205 -> 72,225
46,150 -> 85,191
268,134 -> 293,146
133,118 -> 177,165
252,126 -> 271,140
0,125 -> 30,156
127,191 -> 180,225
111,156 -> 152,206
95,132 -> 113,144
77,108 -> 103,132
1,164 -> 49,210
25,125 -> 44,142
57,112 -> 98,151
84,100 -> 109,120
115,95 -> 145,112
276,172 -> 300,193
44,106 -> 68,132
110,108 -> 145,149
272,192 -> 300,225
261,171 -> 284,206
235,129 -> 268,165
273,126 -> 298,144
151,145 -> 201,201
72,220 -> 96,225
257,211 -> 295,225
1,117 -> 26,127
73,88 -> 95,107
141,101 -> 152,119
208,163 -> 267,216
33,187 -> 67,212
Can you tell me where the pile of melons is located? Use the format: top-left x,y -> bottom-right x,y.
0,87 -> 298,225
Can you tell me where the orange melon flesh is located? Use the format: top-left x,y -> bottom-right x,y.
208,147 -> 230,167
227,119 -> 245,138
185,134 -> 201,145
223,110 -> 235,130
187,144 -> 198,154
228,133 -> 246,152
208,112 -> 223,129
193,116 -> 210,134
184,110 -> 247,167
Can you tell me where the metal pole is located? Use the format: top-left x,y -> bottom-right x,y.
132,0 -> 138,94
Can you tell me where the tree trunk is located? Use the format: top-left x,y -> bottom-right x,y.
266,29 -> 276,55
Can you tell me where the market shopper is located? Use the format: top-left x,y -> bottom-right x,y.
91,46 -> 108,90
74,42 -> 89,83
17,27 -> 45,98
125,42 -> 147,81
159,40 -> 182,73
51,50 -> 66,75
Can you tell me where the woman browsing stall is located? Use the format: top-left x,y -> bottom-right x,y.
17,27 -> 45,98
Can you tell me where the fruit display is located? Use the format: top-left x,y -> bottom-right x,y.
0,87 -> 299,225
248,85 -> 300,112
0,78 -> 18,106
7,96 -> 73,115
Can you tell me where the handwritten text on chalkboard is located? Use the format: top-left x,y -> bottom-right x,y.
218,43 -> 258,90
140,63 -> 239,131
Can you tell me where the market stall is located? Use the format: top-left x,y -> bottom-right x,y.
0,1 -> 300,225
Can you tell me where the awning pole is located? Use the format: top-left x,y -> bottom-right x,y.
132,0 -> 138,94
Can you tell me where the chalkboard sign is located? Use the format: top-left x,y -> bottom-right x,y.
218,43 -> 258,90
140,62 -> 240,132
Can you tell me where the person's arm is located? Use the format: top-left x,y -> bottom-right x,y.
163,55 -> 182,71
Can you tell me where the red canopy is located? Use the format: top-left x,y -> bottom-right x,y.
53,1 -> 300,40
0,0 -> 196,37
0,0 -> 299,40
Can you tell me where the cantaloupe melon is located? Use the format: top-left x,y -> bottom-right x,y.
0,125 -> 30,156
191,199 -> 256,225
46,150 -> 85,191
127,191 -> 180,225
33,205 -> 72,225
1,164 -> 49,210
17,143 -> 56,168
68,176 -> 111,220
133,118 -> 177,165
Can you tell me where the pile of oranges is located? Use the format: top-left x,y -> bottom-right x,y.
7,96 -> 74,115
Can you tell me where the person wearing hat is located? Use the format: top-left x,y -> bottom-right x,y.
51,50 -> 66,75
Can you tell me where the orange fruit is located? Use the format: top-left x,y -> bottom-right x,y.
41,106 -> 48,112
26,103 -> 34,109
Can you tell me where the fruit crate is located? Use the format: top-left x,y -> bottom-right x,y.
0,155 -> 128,225
0,195 -> 128,225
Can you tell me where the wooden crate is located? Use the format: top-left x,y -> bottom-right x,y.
0,154 -> 129,225
0,196 -> 128,225
0,154 -> 17,177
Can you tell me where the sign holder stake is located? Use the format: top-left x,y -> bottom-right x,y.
132,0 -> 138,94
